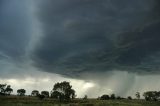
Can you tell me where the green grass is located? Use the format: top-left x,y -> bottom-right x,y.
0,96 -> 160,106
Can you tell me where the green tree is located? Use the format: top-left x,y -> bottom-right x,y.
0,84 -> 13,95
110,94 -> 116,100
31,90 -> 39,96
116,96 -> 122,100
143,91 -> 158,101
41,91 -> 49,98
100,94 -> 110,100
51,91 -> 61,99
17,89 -> 26,96
51,81 -> 76,101
38,94 -> 45,100
5,85 -> 13,95
0,84 -> 7,94
128,96 -> 132,100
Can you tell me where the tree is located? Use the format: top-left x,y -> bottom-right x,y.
5,85 -> 13,95
38,94 -> 45,100
143,91 -> 158,101
65,87 -> 75,100
0,84 -> 13,96
0,84 -> 7,95
156,91 -> 160,100
51,91 -> 61,99
83,95 -> 88,100
128,96 -> 132,100
116,96 -> 124,100
100,94 -> 110,100
31,90 -> 39,96
51,81 -> 76,101
17,89 -> 26,96
135,92 -> 140,99
41,91 -> 49,98
110,94 -> 116,100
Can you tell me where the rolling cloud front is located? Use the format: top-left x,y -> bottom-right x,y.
32,0 -> 160,75
0,0 -> 160,97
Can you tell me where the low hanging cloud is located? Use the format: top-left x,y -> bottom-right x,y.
31,0 -> 160,77
1,0 -> 160,97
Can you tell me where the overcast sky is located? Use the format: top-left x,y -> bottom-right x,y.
0,0 -> 160,98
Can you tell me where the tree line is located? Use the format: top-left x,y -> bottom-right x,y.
0,81 -> 160,101
0,81 -> 75,101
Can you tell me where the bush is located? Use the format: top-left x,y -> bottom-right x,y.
110,94 -> 116,100
83,95 -> 88,100
38,94 -> 45,100
117,96 -> 122,100
100,95 -> 109,100
127,96 -> 132,100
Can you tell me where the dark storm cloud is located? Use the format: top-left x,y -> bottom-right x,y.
0,0 -> 31,60
32,0 -> 160,76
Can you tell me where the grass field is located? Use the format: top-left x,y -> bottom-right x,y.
0,96 -> 160,106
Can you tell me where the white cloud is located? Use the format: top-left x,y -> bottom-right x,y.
1,61 -> 160,98
0,69 -> 95,97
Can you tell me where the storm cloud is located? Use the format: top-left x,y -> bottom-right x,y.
0,0 -> 33,60
31,0 -> 160,77
1,0 -> 160,97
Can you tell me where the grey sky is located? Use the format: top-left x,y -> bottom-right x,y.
32,0 -> 160,76
0,0 -> 160,97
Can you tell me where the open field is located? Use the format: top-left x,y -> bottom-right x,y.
1,96 -> 160,106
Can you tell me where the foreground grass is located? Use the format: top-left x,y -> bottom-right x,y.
0,96 -> 160,106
